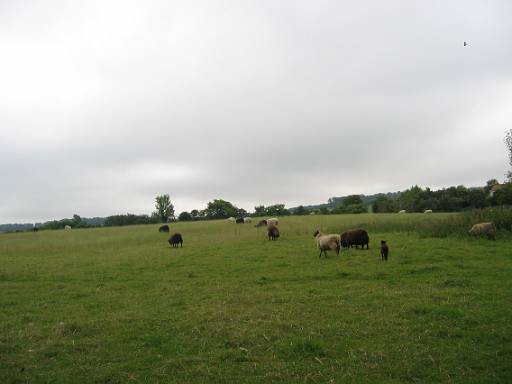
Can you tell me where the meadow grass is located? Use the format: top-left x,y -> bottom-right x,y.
1,214 -> 511,383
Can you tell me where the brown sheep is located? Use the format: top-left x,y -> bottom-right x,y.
255,219 -> 267,227
158,224 -> 170,233
267,225 -> 280,240
468,222 -> 496,240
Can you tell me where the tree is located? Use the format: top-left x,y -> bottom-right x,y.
265,204 -> 290,216
154,194 -> 174,223
203,199 -> 238,219
372,194 -> 396,213
494,183 -> 512,205
254,205 -> 266,216
343,195 -> 363,206
190,209 -> 201,220
178,211 -> 193,221
506,129 -> 512,181
294,205 -> 309,215
484,179 -> 499,194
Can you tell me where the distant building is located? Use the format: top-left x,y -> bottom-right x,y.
490,183 -> 505,197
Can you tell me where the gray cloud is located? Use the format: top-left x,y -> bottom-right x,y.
1,0 -> 511,222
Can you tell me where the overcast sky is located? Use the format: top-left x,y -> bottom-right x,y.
1,0 -> 511,223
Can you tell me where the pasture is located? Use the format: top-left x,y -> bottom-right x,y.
1,214 -> 511,383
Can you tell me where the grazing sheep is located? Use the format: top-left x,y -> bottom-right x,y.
235,217 -> 244,224
168,233 -> 183,248
380,240 -> 389,261
398,210 -> 407,214
64,225 -> 72,230
340,229 -> 370,249
424,209 -> 433,213
158,224 -> 170,233
267,224 -> 280,240
313,230 -> 340,258
255,219 -> 267,227
243,217 -> 252,223
267,218 -> 279,226
227,217 -> 236,222
468,222 -> 496,240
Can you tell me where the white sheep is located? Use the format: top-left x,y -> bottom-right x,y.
267,218 -> 279,226
398,210 -> 407,214
313,230 -> 340,258
424,209 -> 433,213
243,217 -> 252,223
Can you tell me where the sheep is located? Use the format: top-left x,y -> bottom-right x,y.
468,222 -> 496,240
235,217 -> 244,224
380,240 -> 389,261
398,210 -> 407,214
340,229 -> 370,249
168,233 -> 183,248
255,218 -> 278,227
158,224 -> 170,233
227,217 -> 236,222
64,225 -> 72,230
255,219 -> 267,227
267,224 -> 280,240
313,230 -> 340,258
243,217 -> 252,223
424,209 -> 433,213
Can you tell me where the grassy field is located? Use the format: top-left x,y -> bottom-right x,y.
1,214 -> 511,383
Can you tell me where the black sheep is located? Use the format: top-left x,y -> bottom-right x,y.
159,224 -> 170,233
235,217 -> 244,224
380,240 -> 389,261
168,233 -> 183,248
340,229 -> 370,249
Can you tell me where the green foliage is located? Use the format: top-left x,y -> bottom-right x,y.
154,194 -> 174,223
254,205 -> 266,216
39,214 -> 90,230
372,194 -> 396,213
343,194 -> 364,206
103,213 -> 159,227
293,205 -> 309,215
254,204 -> 290,217
178,211 -> 193,221
203,199 -> 238,219
493,183 -> 512,205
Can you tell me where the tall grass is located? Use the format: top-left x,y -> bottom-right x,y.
285,208 -> 512,238
415,208 -> 512,238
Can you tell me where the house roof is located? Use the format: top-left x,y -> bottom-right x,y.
490,184 -> 505,192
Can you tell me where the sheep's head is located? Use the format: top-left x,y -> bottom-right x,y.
313,230 -> 320,237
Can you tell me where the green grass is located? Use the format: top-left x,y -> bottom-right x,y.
1,214 -> 511,383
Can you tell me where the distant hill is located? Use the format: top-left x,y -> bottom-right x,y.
0,217 -> 107,233
290,192 -> 401,212
0,223 -> 35,233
